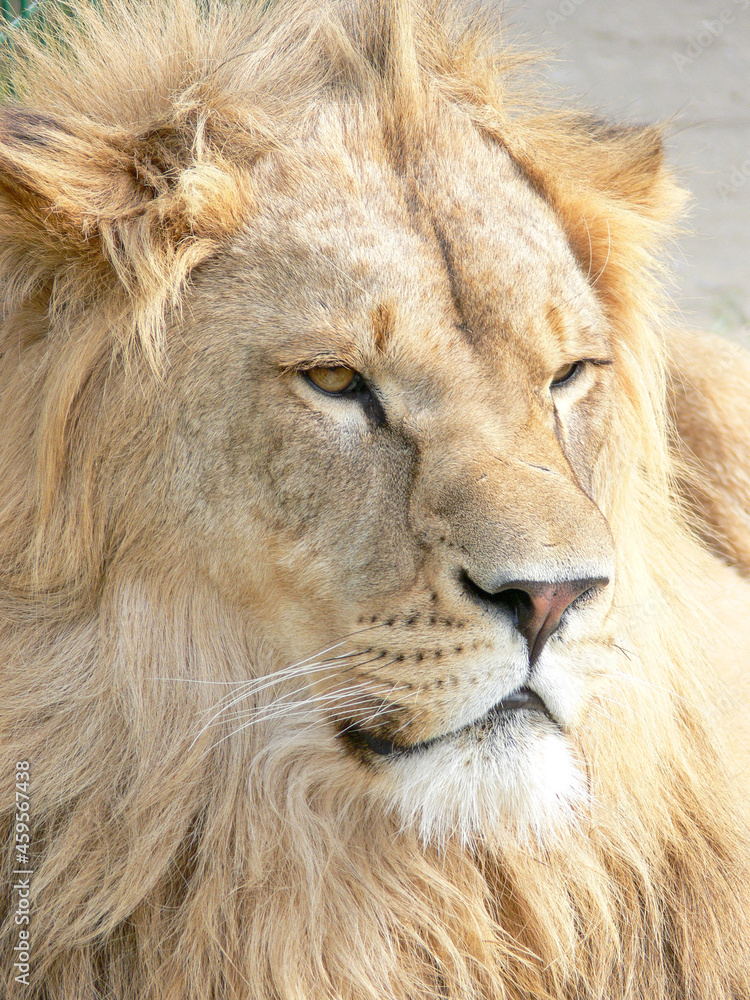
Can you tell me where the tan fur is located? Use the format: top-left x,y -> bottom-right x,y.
2,2 -> 750,998
668,328 -> 750,575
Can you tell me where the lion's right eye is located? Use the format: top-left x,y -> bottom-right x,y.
305,366 -> 361,395
550,361 -> 583,388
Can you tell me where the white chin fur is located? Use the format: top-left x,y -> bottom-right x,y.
380,715 -> 585,848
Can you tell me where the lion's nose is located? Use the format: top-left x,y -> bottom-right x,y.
462,574 -> 608,665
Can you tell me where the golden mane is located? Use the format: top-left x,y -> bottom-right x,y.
1,2 -> 750,999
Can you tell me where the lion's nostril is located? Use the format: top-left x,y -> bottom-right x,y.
492,587 -> 534,629
460,571 -> 608,664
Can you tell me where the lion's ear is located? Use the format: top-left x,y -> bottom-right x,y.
506,116 -> 686,311
517,116 -> 680,217
0,105 -> 252,352
565,118 -> 669,210
563,120 -> 685,294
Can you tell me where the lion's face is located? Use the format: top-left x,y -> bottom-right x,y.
7,6 -> 750,997
146,108 -> 617,842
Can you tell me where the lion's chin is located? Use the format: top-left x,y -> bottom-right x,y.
377,712 -> 585,848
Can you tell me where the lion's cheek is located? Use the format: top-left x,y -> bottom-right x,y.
553,383 -> 614,500
193,462 -> 423,650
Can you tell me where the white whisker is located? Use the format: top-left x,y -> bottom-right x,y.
207,682 -> 411,751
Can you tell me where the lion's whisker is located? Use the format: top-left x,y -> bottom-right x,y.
191,670 -> 373,745
590,218 -> 611,288
201,672 -> 410,732
199,646 -> 375,716
198,646 -> 410,740
286,687 -> 409,747
220,685 -> 385,726
210,684 -> 411,750
602,669 -> 703,710
587,703 -> 630,733
157,622 -> 389,693
204,626 -> 392,696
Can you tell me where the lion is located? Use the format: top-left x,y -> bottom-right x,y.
1,1 -> 750,997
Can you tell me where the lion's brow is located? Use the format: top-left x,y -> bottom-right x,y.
371,303 -> 396,353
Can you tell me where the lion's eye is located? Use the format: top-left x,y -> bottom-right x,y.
550,361 -> 582,387
305,366 -> 360,395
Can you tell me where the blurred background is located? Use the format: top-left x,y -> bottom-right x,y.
502,0 -> 750,347
2,0 -> 748,345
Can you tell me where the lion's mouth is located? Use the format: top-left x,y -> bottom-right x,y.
340,687 -> 553,759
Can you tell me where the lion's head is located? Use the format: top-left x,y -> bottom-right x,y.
2,2 -> 750,998
172,101 -> 624,843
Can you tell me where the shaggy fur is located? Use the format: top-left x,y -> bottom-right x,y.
1,2 -> 750,998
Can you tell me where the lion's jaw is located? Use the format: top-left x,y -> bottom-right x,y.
168,108 -> 619,845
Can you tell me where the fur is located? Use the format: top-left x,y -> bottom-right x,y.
1,2 -> 750,998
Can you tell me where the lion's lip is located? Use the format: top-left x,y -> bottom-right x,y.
341,686 -> 553,759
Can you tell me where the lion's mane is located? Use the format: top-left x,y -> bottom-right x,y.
1,2 -> 750,998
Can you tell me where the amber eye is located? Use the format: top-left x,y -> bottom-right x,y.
550,361 -> 582,387
305,365 -> 360,395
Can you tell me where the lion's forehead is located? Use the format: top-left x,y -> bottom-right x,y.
235,109 -> 607,373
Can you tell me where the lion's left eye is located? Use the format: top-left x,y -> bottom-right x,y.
550,361 -> 583,388
305,366 -> 361,395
